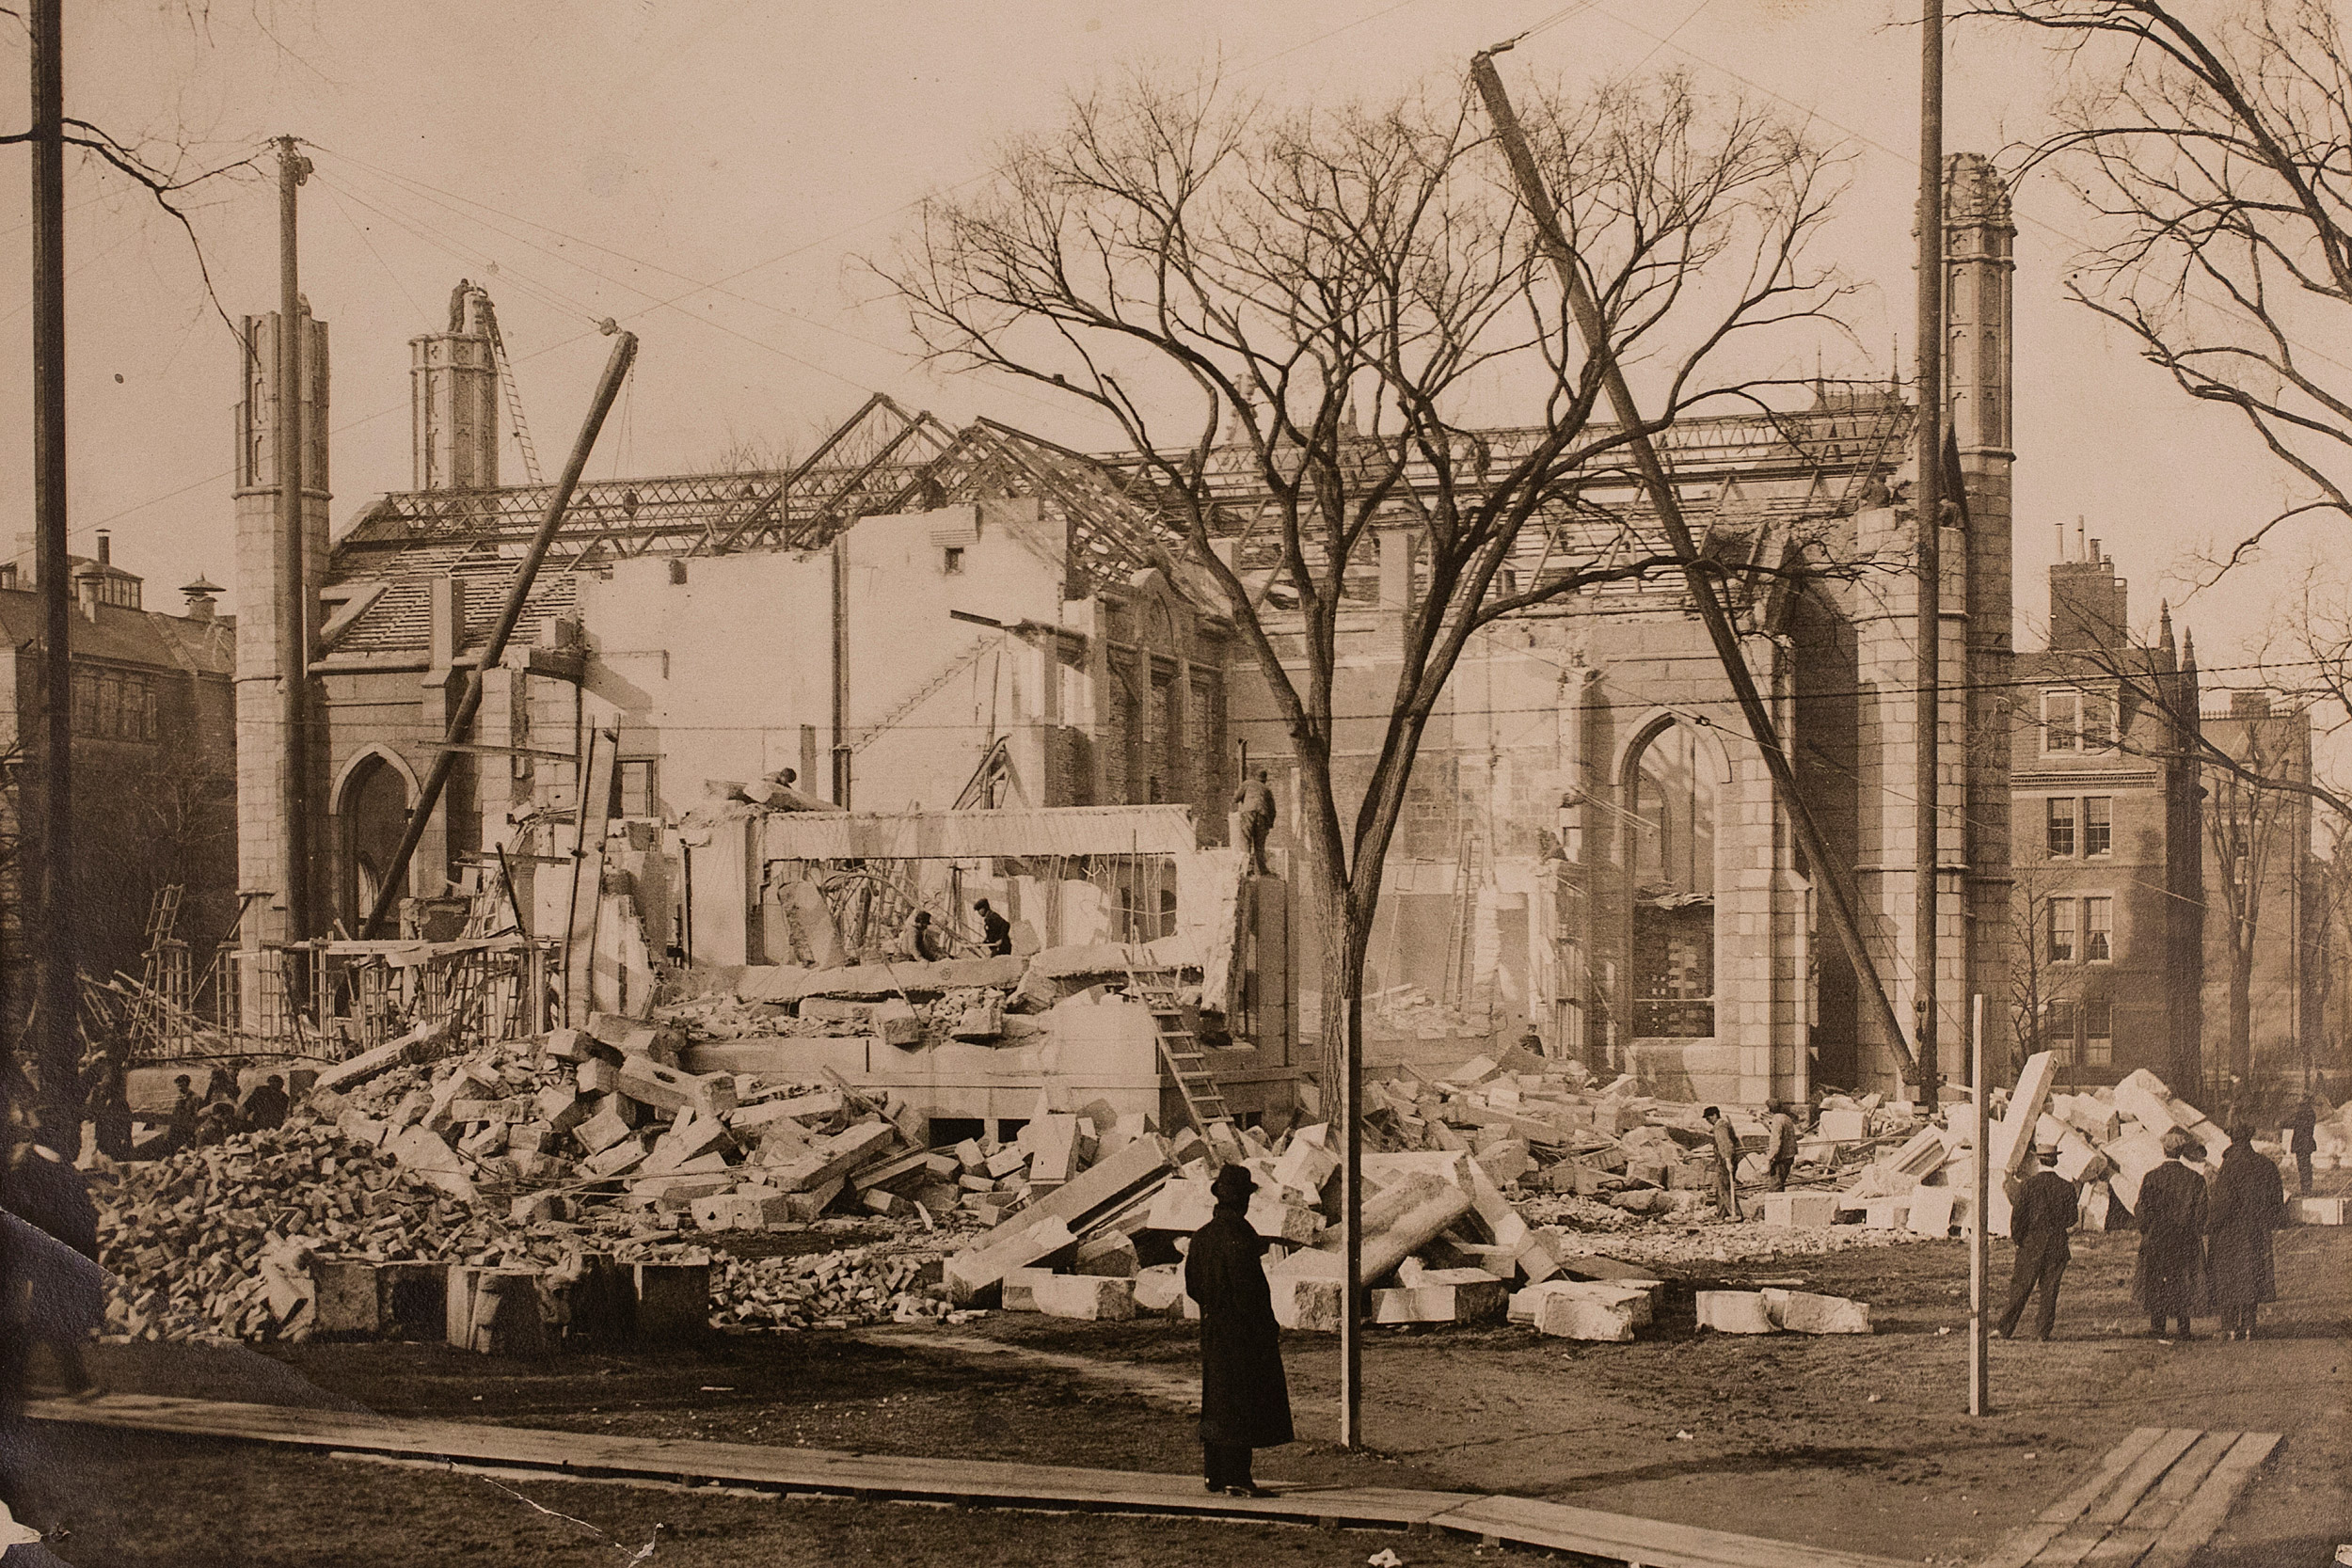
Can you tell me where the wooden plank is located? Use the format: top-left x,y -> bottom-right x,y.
1426,1494 -> 1915,1568
2037,1429 -> 2170,1525
2020,1523 -> 2108,1568
1979,1430 -> 2171,1568
2080,1527 -> 2159,1565
2119,1431 -> 2236,1532
2086,1429 -> 2203,1526
2133,1433 -> 2281,1568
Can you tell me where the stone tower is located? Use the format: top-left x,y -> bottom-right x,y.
1947,151 -> 2017,1084
232,301 -> 331,948
412,281 -> 500,491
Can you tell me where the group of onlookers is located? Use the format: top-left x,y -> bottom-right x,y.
2000,1117 -> 2298,1342
72,1059 -> 291,1161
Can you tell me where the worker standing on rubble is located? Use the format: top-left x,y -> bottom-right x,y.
2132,1128 -> 2207,1340
2205,1123 -> 2286,1341
163,1075 -> 201,1153
1702,1106 -> 1743,1220
1996,1142 -> 2078,1341
973,898 -> 1012,957
240,1074 -> 290,1132
1763,1101 -> 1801,1192
1234,770 -> 1277,875
1185,1164 -> 1292,1497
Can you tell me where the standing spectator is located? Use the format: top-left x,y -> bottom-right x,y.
195,1079 -> 243,1146
239,1074 -> 291,1132
1702,1106 -> 1743,1221
2206,1122 -> 2286,1341
82,1052 -> 133,1161
1184,1164 -> 1293,1497
2132,1129 -> 2207,1339
2284,1096 -> 2318,1197
1763,1101 -> 1802,1192
973,898 -> 1012,957
1996,1143 -> 2079,1341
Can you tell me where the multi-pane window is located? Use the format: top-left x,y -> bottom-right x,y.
2084,896 -> 2113,961
2081,689 -> 2117,750
69,666 -> 159,742
2046,798 -> 2076,857
2084,796 -> 2112,856
2083,995 -> 2113,1066
2046,996 -> 2075,1052
2042,689 -> 2080,752
613,758 -> 658,818
2047,898 -> 2076,962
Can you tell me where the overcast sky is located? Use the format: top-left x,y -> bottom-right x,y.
0,0 -> 2324,682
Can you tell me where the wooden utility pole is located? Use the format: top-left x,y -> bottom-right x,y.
1969,992 -> 1991,1415
361,332 -> 640,939
832,533 -> 852,808
1470,46 -> 1919,1087
1913,0 -> 1946,1110
277,135 -> 314,949
28,0 -> 78,1148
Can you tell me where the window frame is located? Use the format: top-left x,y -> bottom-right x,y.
2083,895 -> 2114,962
2046,896 -> 2076,963
2045,796 -> 2077,858
2083,795 -> 2112,858
2042,689 -> 2082,754
612,757 -> 659,819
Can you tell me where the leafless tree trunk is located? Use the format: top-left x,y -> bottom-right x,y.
875,67 -> 1850,1093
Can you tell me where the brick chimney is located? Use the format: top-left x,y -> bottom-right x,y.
2230,689 -> 2271,721
181,574 -> 222,623
2049,528 -> 2127,651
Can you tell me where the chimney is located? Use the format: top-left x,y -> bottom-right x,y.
73,563 -> 100,621
2230,689 -> 2272,721
182,574 -> 222,623
2049,540 -> 2128,651
96,529 -> 111,566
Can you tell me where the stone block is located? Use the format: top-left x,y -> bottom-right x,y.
1861,1197 -> 1912,1229
1134,1263 -> 1186,1315
1816,1109 -> 1868,1142
945,1217 -> 1080,1307
2297,1196 -> 2346,1226
574,1104 -> 637,1154
1073,1231 -> 1139,1278
1533,1289 -> 1638,1342
1760,1288 -> 1870,1334
1272,1275 -> 1343,1332
2102,1128 -> 2167,1212
576,1058 -> 620,1096
1992,1051 -> 2060,1179
1032,1273 -> 1136,1322
1001,1266 -> 1057,1312
1756,1190 -> 1839,1228
1694,1290 -> 1776,1334
617,1058 -> 737,1118
1907,1184 -> 1958,1235
580,1134 -> 649,1180
631,1261 -> 709,1340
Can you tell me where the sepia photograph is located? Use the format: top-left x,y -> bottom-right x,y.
0,3 -> 2344,1564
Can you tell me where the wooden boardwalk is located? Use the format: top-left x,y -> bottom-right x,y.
1977,1426 -> 2283,1568
32,1393 -> 1911,1568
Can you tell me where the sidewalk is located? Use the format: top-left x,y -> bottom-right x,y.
28,1392 -> 1907,1568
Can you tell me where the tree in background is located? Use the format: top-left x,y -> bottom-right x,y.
1969,0 -> 2352,562
877,67 -> 1850,1095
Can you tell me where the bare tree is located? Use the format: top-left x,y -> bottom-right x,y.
2201,705 -> 2307,1087
877,68 -> 1848,1091
2010,859 -> 2086,1077
1967,0 -> 2352,566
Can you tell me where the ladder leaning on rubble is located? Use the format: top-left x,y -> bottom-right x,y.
1122,958 -> 1235,1145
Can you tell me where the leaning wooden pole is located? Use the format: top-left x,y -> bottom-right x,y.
1470,46 -> 1918,1082
360,330 -> 639,939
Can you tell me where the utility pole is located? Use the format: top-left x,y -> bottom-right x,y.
1913,0 -> 1946,1111
28,0 -> 77,1151
1470,47 -> 1920,1091
832,533 -> 852,809
277,135 -> 314,952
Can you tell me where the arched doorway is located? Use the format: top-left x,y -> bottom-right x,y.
1626,721 -> 1717,1040
340,752 -> 412,931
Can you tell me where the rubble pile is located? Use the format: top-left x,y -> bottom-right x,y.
1811,1058 -> 2350,1238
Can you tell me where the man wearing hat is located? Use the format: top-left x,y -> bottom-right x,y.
1184,1162 -> 1293,1497
1995,1140 -> 2079,1341
2132,1128 -> 2207,1339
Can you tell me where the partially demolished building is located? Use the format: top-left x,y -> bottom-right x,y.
232,157 -> 2021,1114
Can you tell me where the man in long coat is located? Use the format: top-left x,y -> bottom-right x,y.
1702,1106 -> 1743,1220
2206,1123 -> 2285,1340
2132,1127 -> 2207,1338
2285,1097 -> 2318,1197
1996,1143 -> 2078,1340
1185,1164 -> 1293,1496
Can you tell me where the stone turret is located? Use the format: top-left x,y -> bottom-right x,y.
411,280 -> 501,491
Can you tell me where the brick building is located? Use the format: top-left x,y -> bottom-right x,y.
0,536 -> 239,1018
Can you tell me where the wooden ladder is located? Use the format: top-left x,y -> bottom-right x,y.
1124,959 -> 1234,1141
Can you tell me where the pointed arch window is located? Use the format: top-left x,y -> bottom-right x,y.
1628,722 -> 1716,1038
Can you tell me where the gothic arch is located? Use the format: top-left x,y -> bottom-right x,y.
1616,715 -> 1733,1043
333,744 -> 419,929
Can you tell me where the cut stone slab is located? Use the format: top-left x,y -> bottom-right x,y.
1760,1288 -> 1871,1334
1271,1275 -> 1343,1332
1032,1273 -> 1136,1322
1861,1197 -> 1913,1230
1756,1190 -> 1839,1228
1907,1184 -> 1958,1236
1371,1280 -> 1506,1325
1534,1289 -> 1638,1342
1695,1291 -> 1776,1334
1073,1231 -> 1139,1278
945,1217 -> 1080,1307
1134,1264 -> 1186,1315
2102,1128 -> 2168,1212
767,1121 -> 898,1194
1000,1266 -> 1057,1312
2298,1196 -> 2346,1225
1816,1109 -> 1867,1142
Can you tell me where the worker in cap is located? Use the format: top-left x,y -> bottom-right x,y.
1185,1162 -> 1293,1497
972,898 -> 1012,958
2205,1122 -> 2286,1341
2133,1127 -> 2207,1339
1995,1140 -> 2079,1341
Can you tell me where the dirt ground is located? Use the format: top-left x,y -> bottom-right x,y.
8,1222 -> 2344,1567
